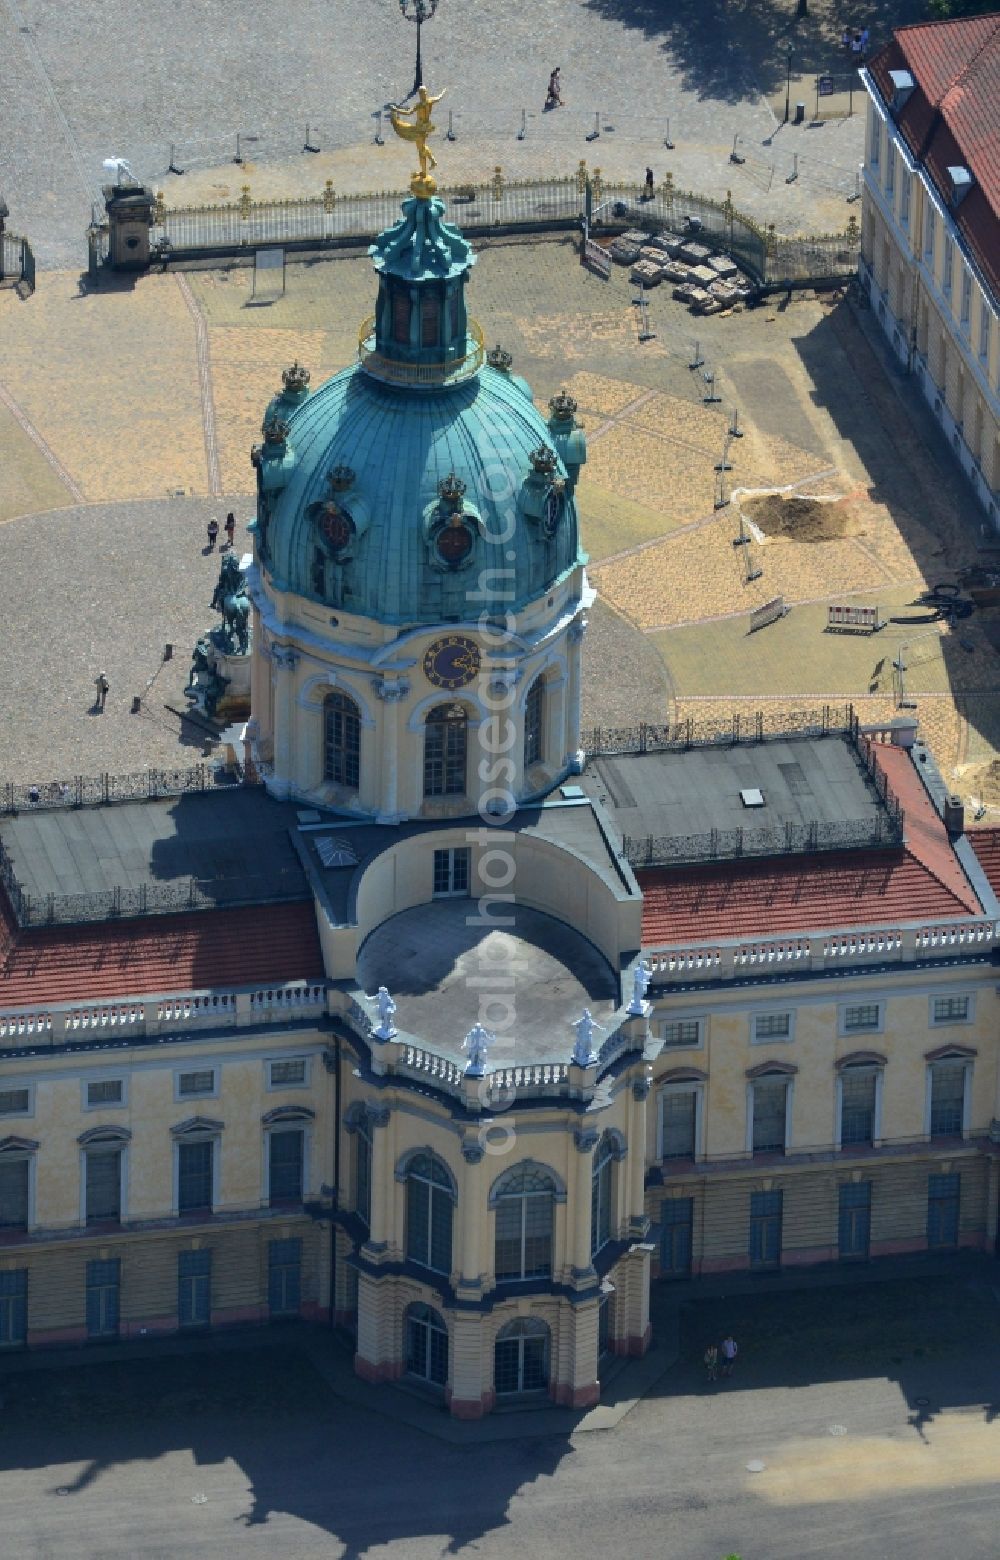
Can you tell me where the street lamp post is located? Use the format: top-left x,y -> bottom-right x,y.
399,0 -> 439,99
784,47 -> 793,124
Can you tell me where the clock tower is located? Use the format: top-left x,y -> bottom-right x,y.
244,150 -> 591,822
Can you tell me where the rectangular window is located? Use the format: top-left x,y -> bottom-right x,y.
885,143 -> 895,196
870,118 -> 881,168
943,239 -> 953,297
932,995 -> 970,1025
85,1258 -> 120,1339
0,1270 -> 27,1348
661,1019 -> 703,1049
749,1190 -> 782,1269
391,289 -> 410,345
433,846 -> 470,897
752,1079 -> 788,1154
840,1070 -> 877,1146
979,308 -> 991,362
838,1181 -> 871,1260
923,203 -> 935,260
177,1069 -> 216,1098
900,173 -> 910,227
661,1090 -> 697,1160
268,1237 -> 302,1316
268,1129 -> 304,1204
591,1156 -> 613,1256
752,1012 -> 791,1042
0,1159 -> 29,1230
927,1172 -> 960,1249
423,715 -> 467,798
961,270 -> 972,329
178,1250 -> 211,1328
85,1148 -> 122,1224
0,1089 -> 30,1117
86,1079 -> 124,1108
843,1003 -> 881,1033
929,1063 -> 966,1137
177,1140 -> 214,1213
659,1197 -> 693,1279
267,1058 -> 307,1088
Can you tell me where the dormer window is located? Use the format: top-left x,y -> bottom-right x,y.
947,166 -> 973,208
889,69 -> 914,111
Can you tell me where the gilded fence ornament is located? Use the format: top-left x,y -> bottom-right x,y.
845,213 -> 860,245
389,85 -> 447,198
576,159 -> 588,194
491,165 -> 505,201
322,179 -> 336,213
591,167 -> 603,203
238,184 -> 252,221
153,190 -> 167,226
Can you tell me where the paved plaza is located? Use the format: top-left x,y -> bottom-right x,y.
1,1261 -> 999,1558
0,0 -> 934,270
1,237 -> 997,806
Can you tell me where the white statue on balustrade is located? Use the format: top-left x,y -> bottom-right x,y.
368,985 -> 397,1040
628,960 -> 651,1016
462,1022 -> 494,1077
571,1008 -> 604,1067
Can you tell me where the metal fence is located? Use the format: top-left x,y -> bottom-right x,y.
139,172 -> 859,290
624,811 -> 904,869
0,231 -> 35,291
582,704 -> 854,756
0,764 -> 241,815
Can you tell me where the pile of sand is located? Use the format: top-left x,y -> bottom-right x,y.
744,492 -> 863,544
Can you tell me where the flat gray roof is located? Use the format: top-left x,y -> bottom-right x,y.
356,900 -> 620,1065
580,734 -> 885,847
0,790 -> 308,908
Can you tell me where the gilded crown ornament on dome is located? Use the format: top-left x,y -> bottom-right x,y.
486,344 -> 513,372
282,360 -> 311,395
262,415 -> 290,446
529,445 -> 558,476
438,472 -> 467,511
327,464 -> 356,492
548,387 -> 578,424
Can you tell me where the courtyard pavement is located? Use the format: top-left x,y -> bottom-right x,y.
1,1256 -> 998,1558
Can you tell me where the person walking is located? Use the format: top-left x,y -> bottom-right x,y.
94,671 -> 109,712
547,68 -> 564,107
721,1334 -> 738,1377
224,512 -> 236,549
704,1342 -> 719,1382
644,166 -> 655,200
207,517 -> 219,550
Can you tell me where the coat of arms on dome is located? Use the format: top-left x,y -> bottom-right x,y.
542,477 -> 566,537
425,473 -> 476,569
313,500 -> 355,556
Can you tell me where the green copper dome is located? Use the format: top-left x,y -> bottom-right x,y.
253,194 -> 587,626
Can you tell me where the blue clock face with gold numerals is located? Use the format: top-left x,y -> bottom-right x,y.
423,634 -> 481,691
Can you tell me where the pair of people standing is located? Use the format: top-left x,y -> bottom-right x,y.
704,1334 -> 738,1381
206,513 -> 237,551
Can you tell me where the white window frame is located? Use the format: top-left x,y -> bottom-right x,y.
174,1066 -> 219,1103
750,1011 -> 795,1044
943,238 -> 954,298
746,1075 -> 794,1156
929,993 -> 974,1027
658,1015 -> 706,1051
923,1058 -> 972,1139
265,1056 -> 311,1091
82,1075 -> 128,1111
263,1120 -> 313,1205
656,1082 -> 705,1162
172,1131 -> 221,1216
838,1001 -> 884,1037
835,1066 -> 884,1150
0,1083 -> 34,1119
432,845 -> 471,898
79,1141 -> 129,1227
960,269 -> 972,330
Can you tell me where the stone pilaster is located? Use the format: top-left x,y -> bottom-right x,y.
571,1127 -> 599,1281
267,644 -> 300,798
457,1140 -> 485,1300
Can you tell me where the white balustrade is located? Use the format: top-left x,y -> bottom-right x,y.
396,1042 -> 465,1090
647,917 -> 994,981
0,1009 -> 52,1042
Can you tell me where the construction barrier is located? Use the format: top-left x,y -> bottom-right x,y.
749,596 -> 788,633
827,602 -> 884,634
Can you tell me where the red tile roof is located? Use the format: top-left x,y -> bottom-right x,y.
969,826 -> 1000,898
868,18 -> 1000,295
639,741 -> 982,946
0,895 -> 325,1009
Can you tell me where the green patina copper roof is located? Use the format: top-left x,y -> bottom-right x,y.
369,194 -> 474,284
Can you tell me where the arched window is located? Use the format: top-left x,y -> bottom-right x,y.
420,291 -> 440,348
591,1133 -> 616,1256
324,690 -> 360,789
523,678 -> 544,769
405,1152 -> 454,1273
406,1301 -> 448,1386
493,1164 -> 555,1281
424,704 -> 467,798
494,1316 -> 550,1395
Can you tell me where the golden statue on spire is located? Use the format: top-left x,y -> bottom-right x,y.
389,86 -> 446,198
